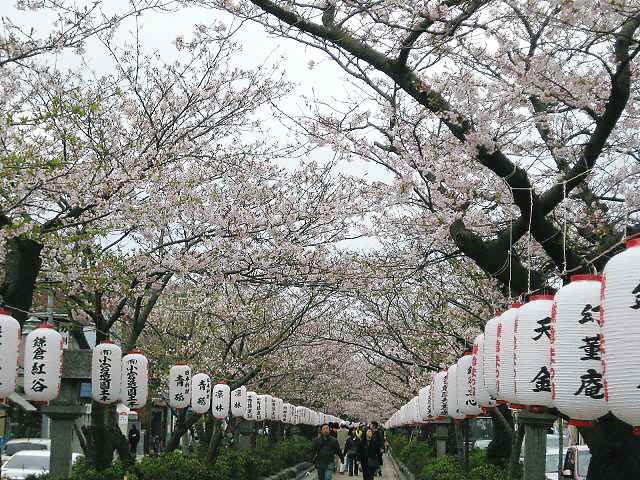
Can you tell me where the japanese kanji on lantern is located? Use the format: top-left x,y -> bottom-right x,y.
457,353 -> 482,417
263,394 -> 273,421
514,295 -> 554,408
255,394 -> 264,421
472,334 -> 495,409
418,384 -> 433,422
496,304 -> 521,405
432,371 -> 448,418
601,238 -> 640,432
168,364 -> 191,409
24,323 -> 63,402
244,391 -> 257,420
231,386 -> 247,417
91,340 -> 122,404
551,275 -> 607,426
0,309 -> 20,399
483,313 -> 501,399
447,363 -> 464,420
190,372 -> 211,415
120,350 -> 148,410
211,382 -> 230,419
274,397 -> 283,421
281,402 -> 289,423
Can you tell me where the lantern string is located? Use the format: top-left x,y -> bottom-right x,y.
527,188 -> 533,295
562,180 -> 567,276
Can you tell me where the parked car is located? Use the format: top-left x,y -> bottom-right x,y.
1,439 -> 50,465
545,449 -> 566,480
1,450 -> 83,480
545,445 -> 591,480
474,438 -> 492,450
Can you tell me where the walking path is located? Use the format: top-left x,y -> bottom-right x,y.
334,454 -> 402,480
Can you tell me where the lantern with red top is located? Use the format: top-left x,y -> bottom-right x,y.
496,304 -> 522,406
0,308 -> 20,398
24,322 -> 63,402
91,339 -> 122,404
211,380 -> 230,419
120,349 -> 148,411
168,363 -> 192,409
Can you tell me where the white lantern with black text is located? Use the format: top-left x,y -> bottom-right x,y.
231,386 -> 247,417
263,394 -> 273,420
0,309 -> 20,398
551,275 -> 607,426
211,382 -> 230,419
255,395 -> 264,421
418,384 -> 433,422
447,363 -> 465,420
274,397 -> 283,421
191,373 -> 211,415
432,371 -> 448,418
601,238 -> 640,431
457,354 -> 482,416
120,350 -> 148,410
472,334 -> 495,409
91,341 -> 122,404
168,364 -> 191,409
483,313 -> 501,399
514,295 -> 554,407
496,305 -> 521,404
281,402 -> 289,423
245,391 -> 257,420
24,324 -> 63,402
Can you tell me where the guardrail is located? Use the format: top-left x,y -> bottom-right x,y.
262,461 -> 314,480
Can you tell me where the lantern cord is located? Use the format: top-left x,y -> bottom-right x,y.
562,181 -> 567,276
527,188 -> 533,294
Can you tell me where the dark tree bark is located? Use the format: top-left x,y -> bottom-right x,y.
206,419 -> 225,464
507,426 -> 525,480
487,405 -> 514,467
166,409 -> 201,453
82,402 -> 134,469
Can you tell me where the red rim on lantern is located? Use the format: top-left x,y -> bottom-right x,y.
99,339 -> 115,344
36,322 -> 55,329
529,405 -> 547,413
627,238 -> 640,248
0,307 -> 11,315
511,303 -> 523,308
569,419 -> 593,428
633,426 -> 640,436
510,403 -> 526,410
570,274 -> 602,282
530,295 -> 554,301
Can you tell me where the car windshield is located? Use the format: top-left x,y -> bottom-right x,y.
4,454 -> 49,470
577,450 -> 592,475
3,443 -> 48,456
546,453 -> 560,473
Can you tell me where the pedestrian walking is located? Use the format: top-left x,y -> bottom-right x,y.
312,423 -> 344,480
371,421 -> 384,476
343,428 -> 360,476
337,423 -> 349,473
128,424 -> 140,454
357,428 -> 382,480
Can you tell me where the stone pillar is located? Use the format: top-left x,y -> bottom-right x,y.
236,419 -> 254,450
433,419 -> 450,458
40,350 -> 91,479
518,412 -> 556,480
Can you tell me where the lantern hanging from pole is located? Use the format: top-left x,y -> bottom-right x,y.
211,382 -> 230,419
281,402 -> 289,423
551,275 -> 607,426
457,353 -> 482,417
245,391 -> 257,420
24,324 -> 63,402
514,295 -> 554,408
190,373 -> 211,415
472,334 -> 496,409
483,313 -> 501,399
231,386 -> 247,417
0,309 -> 20,399
168,364 -> 191,409
255,395 -> 264,421
418,384 -> 433,422
91,340 -> 122,404
263,394 -> 273,420
432,371 -> 448,418
601,238 -> 640,432
120,350 -> 148,410
274,397 -> 283,421
496,304 -> 521,404
447,363 -> 465,420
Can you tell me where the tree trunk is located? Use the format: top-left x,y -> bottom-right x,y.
0,237 -> 43,325
82,402 -> 134,469
487,405 -> 514,467
206,420 -> 224,464
580,413 -> 640,479
166,410 -> 200,453
507,425 -> 525,480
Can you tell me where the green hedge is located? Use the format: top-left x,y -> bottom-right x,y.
28,438 -> 312,480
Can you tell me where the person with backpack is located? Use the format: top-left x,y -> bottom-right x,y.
312,423 -> 344,480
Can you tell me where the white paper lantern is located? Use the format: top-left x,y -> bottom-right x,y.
245,391 -> 257,420
472,334 -> 496,409
418,385 -> 432,422
263,394 -> 273,420
274,397 -> 283,421
230,386 -> 247,417
281,402 -> 289,423
91,341 -> 122,404
24,324 -> 63,402
447,363 -> 465,420
191,373 -> 211,415
255,395 -> 265,421
496,304 -> 521,404
168,364 -> 191,409
550,275 -> 607,425
211,382 -> 230,419
120,350 -> 149,410
0,309 -> 20,398
296,406 -> 306,424
601,238 -> 640,431
514,295 -> 554,407
432,371 -> 448,418
483,313 -> 501,399
458,354 -> 482,416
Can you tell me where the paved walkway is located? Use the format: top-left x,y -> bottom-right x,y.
334,454 -> 401,480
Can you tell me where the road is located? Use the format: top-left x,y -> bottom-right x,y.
334,454 -> 402,480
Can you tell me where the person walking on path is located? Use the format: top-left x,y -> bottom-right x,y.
343,428 -> 360,476
337,423 -> 349,473
370,422 -> 384,477
128,424 -> 141,454
312,423 -> 344,480
357,428 -> 382,480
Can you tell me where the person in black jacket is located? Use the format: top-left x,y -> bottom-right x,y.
312,423 -> 344,480
343,428 -> 360,476
128,424 -> 140,454
357,428 -> 382,480
370,422 -> 384,476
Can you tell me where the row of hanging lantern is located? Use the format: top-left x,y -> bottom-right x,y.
386,238 -> 640,432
